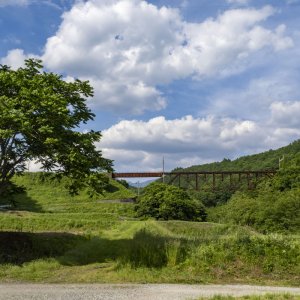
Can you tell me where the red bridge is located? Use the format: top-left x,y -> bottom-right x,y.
112,170 -> 277,190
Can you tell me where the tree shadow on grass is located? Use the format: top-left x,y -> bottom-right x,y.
0,230 -> 190,269
0,231 -> 85,265
59,229 -> 189,268
105,183 -> 120,193
0,189 -> 44,213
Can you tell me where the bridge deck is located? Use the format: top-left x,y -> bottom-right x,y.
112,170 -> 276,178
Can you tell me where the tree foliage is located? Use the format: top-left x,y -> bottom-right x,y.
0,59 -> 113,198
209,154 -> 300,233
135,182 -> 207,221
166,140 -> 300,207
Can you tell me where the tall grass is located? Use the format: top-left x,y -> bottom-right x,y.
0,222 -> 298,285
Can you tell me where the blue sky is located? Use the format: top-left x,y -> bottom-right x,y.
1,0 -> 300,172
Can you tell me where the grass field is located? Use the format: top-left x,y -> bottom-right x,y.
0,174 -> 299,285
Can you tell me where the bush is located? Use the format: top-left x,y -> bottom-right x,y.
135,182 -> 207,221
209,188 -> 300,233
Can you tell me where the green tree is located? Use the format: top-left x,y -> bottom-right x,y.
135,182 -> 207,221
0,59 -> 113,198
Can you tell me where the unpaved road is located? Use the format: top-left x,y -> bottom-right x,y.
0,284 -> 299,300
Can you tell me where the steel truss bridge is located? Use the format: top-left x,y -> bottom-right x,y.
112,170 -> 277,190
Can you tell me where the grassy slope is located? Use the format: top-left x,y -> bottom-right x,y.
178,140 -> 300,172
0,173 -> 136,232
0,174 -> 299,285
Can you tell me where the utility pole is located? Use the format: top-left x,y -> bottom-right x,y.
162,156 -> 165,183
279,155 -> 285,169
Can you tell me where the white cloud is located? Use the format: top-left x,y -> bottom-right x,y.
99,115 -> 262,171
89,78 -> 166,114
0,49 -> 27,69
100,115 -> 262,154
206,72 -> 300,121
39,1 -> 292,114
100,101 -> 300,171
270,101 -> 300,127
0,48 -> 39,69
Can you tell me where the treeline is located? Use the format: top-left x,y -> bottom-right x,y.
136,140 -> 300,233
208,152 -> 300,233
163,140 -> 300,207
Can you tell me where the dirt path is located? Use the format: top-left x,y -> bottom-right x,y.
0,284 -> 299,300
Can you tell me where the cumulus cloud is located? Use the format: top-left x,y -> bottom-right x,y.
0,48 -> 40,69
100,101 -> 300,171
99,116 -> 260,171
89,78 -> 166,114
205,71 -> 300,121
270,101 -> 300,127
0,49 -> 28,69
38,0 -> 292,114
100,115 -> 263,154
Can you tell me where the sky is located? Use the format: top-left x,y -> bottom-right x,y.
1,0 -> 300,172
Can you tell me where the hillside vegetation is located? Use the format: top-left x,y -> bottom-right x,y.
178,140 -> 300,172
207,146 -> 300,233
0,172 -> 299,285
162,141 -> 300,220
0,173 -> 136,232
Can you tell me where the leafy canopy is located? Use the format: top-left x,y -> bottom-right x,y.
135,182 -> 207,221
0,59 -> 113,197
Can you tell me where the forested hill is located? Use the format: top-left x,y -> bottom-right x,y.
175,139 -> 300,172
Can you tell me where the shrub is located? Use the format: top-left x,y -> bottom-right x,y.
135,182 -> 207,221
209,188 -> 300,233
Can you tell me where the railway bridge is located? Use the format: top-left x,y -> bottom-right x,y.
112,170 -> 277,190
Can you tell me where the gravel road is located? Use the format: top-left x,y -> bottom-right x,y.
0,284 -> 299,300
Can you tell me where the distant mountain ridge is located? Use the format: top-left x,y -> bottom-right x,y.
129,178 -> 156,188
173,139 -> 300,172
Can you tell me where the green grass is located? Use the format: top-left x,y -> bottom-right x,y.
0,173 -> 299,286
9,172 -> 136,211
0,173 -> 136,233
0,221 -> 299,285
